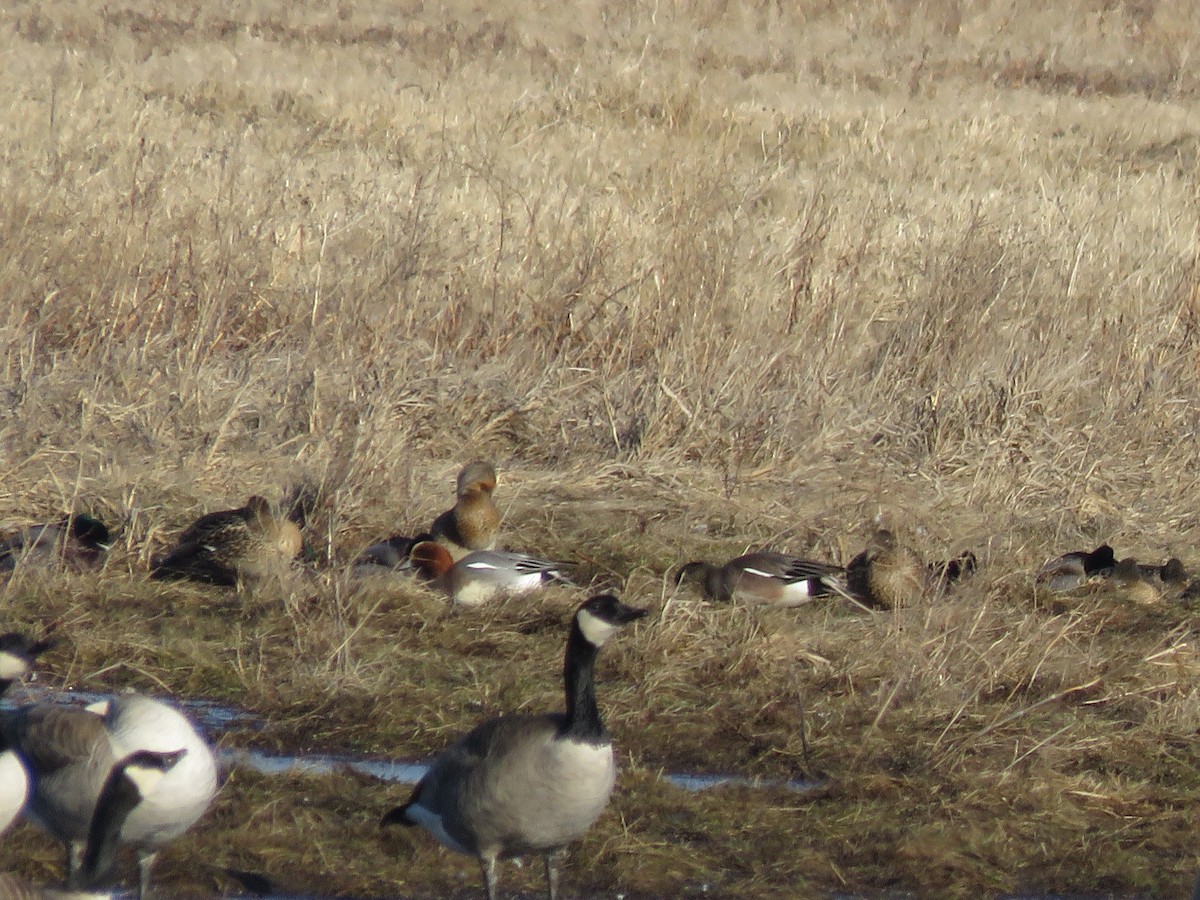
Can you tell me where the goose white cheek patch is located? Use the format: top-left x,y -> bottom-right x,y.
576,609 -> 621,646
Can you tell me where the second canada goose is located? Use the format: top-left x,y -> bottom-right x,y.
151,495 -> 302,586
0,515 -> 112,574
429,461 -> 501,561
674,552 -> 846,607
0,747 -> 186,899
382,593 -> 646,900
0,632 -> 54,838
4,694 -> 218,899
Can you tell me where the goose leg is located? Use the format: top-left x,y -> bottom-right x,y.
544,848 -> 565,900
137,849 -> 159,899
480,853 -> 499,900
66,840 -> 83,879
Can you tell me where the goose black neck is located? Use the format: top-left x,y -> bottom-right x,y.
560,620 -> 607,744
73,760 -> 147,890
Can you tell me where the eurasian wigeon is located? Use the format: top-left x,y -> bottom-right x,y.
408,540 -> 573,607
352,532 -> 432,574
928,550 -> 978,586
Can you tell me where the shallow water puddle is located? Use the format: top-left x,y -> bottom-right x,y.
4,689 -> 818,793
223,745 -> 820,793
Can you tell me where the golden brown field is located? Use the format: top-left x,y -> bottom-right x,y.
3,0 -> 1200,896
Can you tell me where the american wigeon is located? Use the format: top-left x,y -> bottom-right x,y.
409,540 -> 573,607
429,461 -> 501,561
674,552 -> 845,607
0,514 -> 112,573
1036,544 -> 1116,592
150,496 -> 302,587
845,529 -> 930,610
382,594 -> 646,900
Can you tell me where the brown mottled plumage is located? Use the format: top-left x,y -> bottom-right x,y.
845,529 -> 930,610
1108,557 -> 1167,607
430,462 -> 501,561
151,496 -> 301,587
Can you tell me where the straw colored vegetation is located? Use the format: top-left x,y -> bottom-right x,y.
2,0 -> 1200,896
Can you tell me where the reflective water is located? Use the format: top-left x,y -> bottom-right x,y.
3,688 -> 819,794
224,746 -> 820,793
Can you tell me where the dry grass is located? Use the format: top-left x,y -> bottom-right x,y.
3,0 -> 1200,896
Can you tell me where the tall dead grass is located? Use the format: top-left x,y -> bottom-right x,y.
3,0 -> 1200,896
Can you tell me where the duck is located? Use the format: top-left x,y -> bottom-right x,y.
3,693 -> 218,899
845,529 -> 930,610
409,540 -> 574,608
0,515 -> 112,573
382,593 -> 646,900
0,747 -> 186,899
1137,557 -> 1187,587
150,495 -> 302,586
674,552 -> 846,607
429,461 -> 501,561
1036,544 -> 1116,592
1108,557 -> 1168,607
928,550 -> 978,587
352,532 -> 433,575
0,632 -> 54,838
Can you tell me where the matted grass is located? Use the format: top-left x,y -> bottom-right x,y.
3,0 -> 1200,896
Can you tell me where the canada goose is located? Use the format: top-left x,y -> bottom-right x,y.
0,632 -> 54,837
674,552 -> 845,607
845,529 -> 929,610
0,631 -> 54,693
430,461 -> 501,561
0,515 -> 111,574
0,747 -> 186,899
1036,544 -> 1116,592
4,694 -> 218,899
409,541 -> 574,607
151,495 -> 302,586
382,593 -> 646,900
